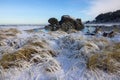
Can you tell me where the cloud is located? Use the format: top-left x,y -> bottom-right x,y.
87,0 -> 120,17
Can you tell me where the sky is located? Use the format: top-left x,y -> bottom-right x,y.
0,0 -> 120,24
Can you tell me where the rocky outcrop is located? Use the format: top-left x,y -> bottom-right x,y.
48,18 -> 59,25
45,15 -> 84,31
103,31 -> 115,38
95,10 -> 120,23
85,10 -> 120,23
75,19 -> 84,30
45,18 -> 60,31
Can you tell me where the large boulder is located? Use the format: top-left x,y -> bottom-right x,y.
45,15 -> 84,32
59,15 -> 75,24
48,18 -> 59,25
59,15 -> 84,31
75,19 -> 84,30
61,22 -> 75,31
59,15 -> 76,31
45,25 -> 52,31
46,18 -> 60,31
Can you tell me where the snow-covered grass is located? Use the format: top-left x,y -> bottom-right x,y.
0,26 -> 120,80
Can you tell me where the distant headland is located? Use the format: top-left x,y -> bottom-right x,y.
86,10 -> 120,23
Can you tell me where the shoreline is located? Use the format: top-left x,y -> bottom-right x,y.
84,23 -> 120,27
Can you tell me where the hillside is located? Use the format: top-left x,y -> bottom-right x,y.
95,10 -> 120,23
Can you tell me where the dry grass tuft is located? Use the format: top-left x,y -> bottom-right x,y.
29,42 -> 46,48
0,47 -> 38,69
87,43 -> 120,74
113,43 -> 120,50
67,29 -> 77,34
6,28 -> 21,34
0,28 -> 21,40
24,29 -> 35,33
0,34 -> 8,40
0,40 -> 57,69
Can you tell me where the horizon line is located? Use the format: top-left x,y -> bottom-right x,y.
0,24 -> 47,26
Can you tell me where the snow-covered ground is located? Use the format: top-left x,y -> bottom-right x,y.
84,23 -> 120,27
0,26 -> 120,80
0,25 -> 44,30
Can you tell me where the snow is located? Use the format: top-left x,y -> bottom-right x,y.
84,23 -> 120,27
0,26 -> 120,80
0,25 -> 44,30
111,33 -> 120,42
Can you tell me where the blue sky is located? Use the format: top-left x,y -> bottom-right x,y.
0,0 -> 120,24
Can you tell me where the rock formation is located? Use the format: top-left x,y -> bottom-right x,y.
95,10 -> 120,23
45,15 -> 84,31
